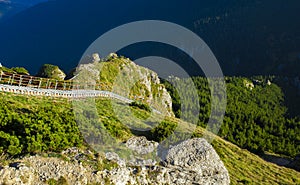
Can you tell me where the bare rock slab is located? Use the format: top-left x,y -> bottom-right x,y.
165,138 -> 230,185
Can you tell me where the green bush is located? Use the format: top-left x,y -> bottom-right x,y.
129,101 -> 151,112
0,66 -> 14,73
151,120 -> 177,142
11,67 -> 29,75
0,65 -> 29,75
36,64 -> 65,80
0,93 -> 82,155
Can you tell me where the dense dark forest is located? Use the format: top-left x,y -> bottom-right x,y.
163,76 -> 300,157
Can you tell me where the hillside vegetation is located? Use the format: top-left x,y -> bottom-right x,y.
163,76 -> 300,158
73,54 -> 173,116
0,92 -> 299,184
36,64 -> 66,80
0,65 -> 29,75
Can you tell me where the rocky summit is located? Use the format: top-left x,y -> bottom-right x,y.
0,137 -> 230,185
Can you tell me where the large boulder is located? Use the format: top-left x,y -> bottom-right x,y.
165,138 -> 230,185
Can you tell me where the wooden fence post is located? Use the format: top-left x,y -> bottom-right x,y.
7,76 -> 11,84
55,80 -> 58,90
38,79 -> 42,89
46,79 -> 49,89
28,77 -> 32,86
11,74 -> 15,85
19,75 -> 22,86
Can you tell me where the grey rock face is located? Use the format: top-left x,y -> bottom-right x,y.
165,138 -> 230,185
55,68 -> 67,81
117,57 -> 174,117
125,136 -> 159,166
0,164 -> 37,185
74,54 -> 174,116
0,138 -> 230,185
126,136 -> 159,155
105,152 -> 126,167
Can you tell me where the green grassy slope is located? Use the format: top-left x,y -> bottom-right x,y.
213,134 -> 300,184
0,92 -> 299,184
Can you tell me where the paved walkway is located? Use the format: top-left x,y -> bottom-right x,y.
0,72 -> 162,114
0,84 -> 133,103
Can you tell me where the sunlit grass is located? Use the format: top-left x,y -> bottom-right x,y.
0,92 -> 299,184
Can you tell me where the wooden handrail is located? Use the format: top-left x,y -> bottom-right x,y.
0,72 -> 129,94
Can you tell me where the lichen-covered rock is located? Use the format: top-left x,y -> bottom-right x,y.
165,138 -> 230,185
0,165 -> 37,185
105,152 -> 126,167
0,138 -> 230,185
126,136 -> 159,155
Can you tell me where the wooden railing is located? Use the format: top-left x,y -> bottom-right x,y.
0,72 -> 147,102
0,72 -> 163,114
0,72 -> 115,91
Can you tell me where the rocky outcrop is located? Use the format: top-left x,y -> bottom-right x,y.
0,163 -> 38,185
36,64 -> 66,80
0,137 -> 230,185
75,53 -> 174,116
126,136 -> 159,155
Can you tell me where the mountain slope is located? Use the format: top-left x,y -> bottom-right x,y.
0,59 -> 299,183
211,133 -> 300,184
74,54 -> 174,116
0,0 -> 299,76
0,92 -> 299,184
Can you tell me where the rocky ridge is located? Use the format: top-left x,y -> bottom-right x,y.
75,53 -> 174,116
0,137 -> 230,185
